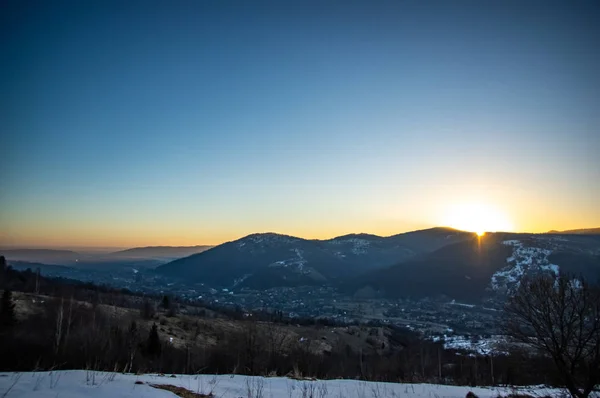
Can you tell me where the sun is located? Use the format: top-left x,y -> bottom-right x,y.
442,202 -> 513,235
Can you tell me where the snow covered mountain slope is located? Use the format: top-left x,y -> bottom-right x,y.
490,239 -> 559,292
0,370 -> 565,398
350,233 -> 600,302
491,234 -> 600,293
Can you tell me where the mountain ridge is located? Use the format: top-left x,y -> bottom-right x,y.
108,245 -> 213,260
546,227 -> 600,235
154,227 -> 477,288
349,232 -> 600,302
154,227 -> 600,299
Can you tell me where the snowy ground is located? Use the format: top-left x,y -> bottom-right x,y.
431,335 -> 507,356
0,370 -> 566,398
491,239 -> 560,292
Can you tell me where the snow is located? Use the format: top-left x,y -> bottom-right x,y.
328,238 -> 370,255
233,274 -> 252,287
431,335 -> 508,356
267,249 -> 308,272
237,233 -> 301,250
0,371 -> 567,398
292,249 -> 307,270
540,263 -> 559,276
334,251 -> 346,259
448,300 -> 475,308
490,240 -> 560,292
571,279 -> 583,289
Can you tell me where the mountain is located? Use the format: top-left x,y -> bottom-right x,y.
107,245 -> 213,261
7,260 -> 75,274
547,227 -> 600,235
0,249 -> 82,265
155,228 -> 475,289
350,232 -> 600,302
0,245 -> 213,271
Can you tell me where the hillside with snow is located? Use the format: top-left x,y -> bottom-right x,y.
350,232 -> 600,302
491,234 -> 600,293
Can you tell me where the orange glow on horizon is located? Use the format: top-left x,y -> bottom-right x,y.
1,211 -> 597,249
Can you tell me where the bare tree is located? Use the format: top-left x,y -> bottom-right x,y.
125,320 -> 140,372
504,275 -> 600,398
54,298 -> 64,354
265,321 -> 288,372
63,297 -> 74,349
242,321 -> 261,374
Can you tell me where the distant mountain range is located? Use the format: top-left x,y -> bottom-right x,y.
154,228 -> 476,288
547,227 -> 600,235
0,249 -> 82,265
154,228 -> 600,302
107,245 -> 213,261
0,245 -> 213,269
8,260 -> 75,274
4,227 -> 599,303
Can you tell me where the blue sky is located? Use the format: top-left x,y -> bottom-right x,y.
1,1 -> 599,247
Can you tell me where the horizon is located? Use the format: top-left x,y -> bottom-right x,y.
2,1 -> 599,248
2,224 -> 599,251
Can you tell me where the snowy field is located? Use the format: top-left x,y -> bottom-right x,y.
0,370 -> 566,398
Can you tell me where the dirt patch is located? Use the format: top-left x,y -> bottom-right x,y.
150,383 -> 213,398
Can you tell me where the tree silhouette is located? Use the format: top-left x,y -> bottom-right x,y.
0,256 -> 6,286
140,299 -> 155,319
161,295 -> 170,310
0,289 -> 17,331
146,323 -> 161,357
504,275 -> 600,398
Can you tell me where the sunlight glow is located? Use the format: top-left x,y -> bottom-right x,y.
443,202 -> 514,234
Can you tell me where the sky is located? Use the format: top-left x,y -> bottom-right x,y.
1,1 -> 599,248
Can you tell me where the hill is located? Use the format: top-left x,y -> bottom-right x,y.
350,232 -> 600,302
0,249 -> 82,265
0,246 -> 213,271
547,227 -> 600,235
7,260 -> 75,274
155,228 -> 475,289
108,245 -> 213,261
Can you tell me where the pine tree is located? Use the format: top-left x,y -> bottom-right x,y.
140,299 -> 155,319
146,323 -> 161,357
162,295 -> 177,317
161,295 -> 170,311
0,256 -> 6,286
0,289 -> 17,330
129,320 -> 138,337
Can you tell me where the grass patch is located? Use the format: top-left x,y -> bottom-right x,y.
149,384 -> 213,398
